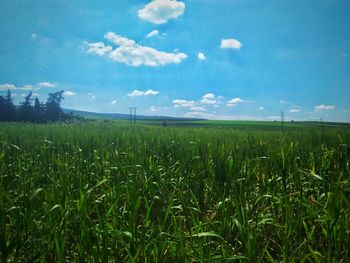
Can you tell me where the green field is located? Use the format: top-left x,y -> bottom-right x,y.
1,121 -> 349,262
145,119 -> 350,130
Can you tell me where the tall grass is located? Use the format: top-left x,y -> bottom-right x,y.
0,121 -> 349,262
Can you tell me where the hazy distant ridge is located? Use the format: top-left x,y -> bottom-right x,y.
63,108 -> 205,121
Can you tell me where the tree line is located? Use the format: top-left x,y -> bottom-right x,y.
0,90 -> 82,122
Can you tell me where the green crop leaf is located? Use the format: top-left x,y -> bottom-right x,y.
122,231 -> 132,239
11,144 -> 20,150
30,188 -> 43,200
49,204 -> 61,213
189,231 -> 224,240
310,172 -> 323,181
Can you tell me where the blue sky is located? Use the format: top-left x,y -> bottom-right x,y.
0,0 -> 350,121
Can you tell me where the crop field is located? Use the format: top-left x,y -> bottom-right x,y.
0,121 -> 349,262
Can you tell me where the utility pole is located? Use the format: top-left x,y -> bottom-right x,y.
129,107 -> 137,125
134,107 -> 137,124
129,107 -> 132,126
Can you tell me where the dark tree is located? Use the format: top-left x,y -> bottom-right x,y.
0,90 -> 17,121
0,96 -> 5,121
33,97 -> 45,123
45,90 -> 64,122
19,92 -> 34,122
0,89 -> 79,123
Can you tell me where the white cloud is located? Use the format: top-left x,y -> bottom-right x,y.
226,97 -> 244,106
200,98 -> 217,105
314,105 -> 335,112
105,32 -> 136,46
86,42 -> 113,56
197,52 -> 206,60
87,32 -> 187,67
190,106 -> 207,112
111,100 -> 117,105
259,106 -> 264,110
173,99 -> 196,108
144,89 -> 159,95
146,30 -> 159,38
289,109 -> 301,113
128,90 -> 144,97
221,38 -> 242,49
200,93 -> 217,105
38,82 -> 56,88
21,93 -> 40,97
0,84 -> 39,91
138,0 -> 185,24
202,93 -> 215,99
185,112 -> 268,121
185,111 -> 215,119
0,84 -> 16,90
108,45 -> 187,66
63,91 -> 76,97
21,85 -> 36,91
279,100 -> 290,104
128,89 -> 159,97
149,106 -> 168,112
108,43 -> 187,67
173,94 -> 219,110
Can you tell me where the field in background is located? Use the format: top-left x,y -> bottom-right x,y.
144,119 -> 350,129
0,121 -> 349,261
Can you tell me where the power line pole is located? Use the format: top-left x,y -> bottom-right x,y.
129,107 -> 132,126
129,107 -> 137,125
134,107 -> 137,124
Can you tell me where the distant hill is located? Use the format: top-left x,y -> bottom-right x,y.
63,108 -> 205,121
